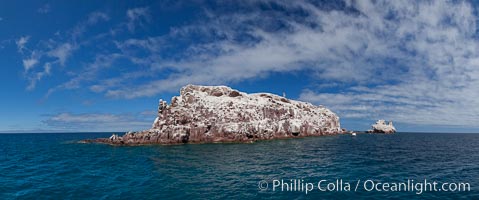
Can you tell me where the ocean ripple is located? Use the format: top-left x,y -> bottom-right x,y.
0,132 -> 477,199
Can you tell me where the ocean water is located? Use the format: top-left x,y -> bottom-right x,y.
0,132 -> 477,199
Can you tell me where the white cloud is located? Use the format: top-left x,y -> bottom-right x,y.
22,58 -> 38,72
72,11 -> 110,41
16,11 -> 110,90
42,112 -> 152,131
19,1 -> 479,128
16,36 -> 30,53
126,7 -> 150,32
99,0 -> 479,127
26,63 -> 52,90
48,43 -> 73,66
87,11 -> 109,24
299,81 -> 479,127
45,53 -> 123,97
19,40 -> 73,89
37,4 -> 51,14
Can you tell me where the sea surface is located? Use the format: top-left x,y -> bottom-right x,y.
0,132 -> 477,199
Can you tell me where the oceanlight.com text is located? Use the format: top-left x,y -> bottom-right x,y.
258,179 -> 471,194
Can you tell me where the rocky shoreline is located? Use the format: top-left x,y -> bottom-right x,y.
81,85 -> 347,145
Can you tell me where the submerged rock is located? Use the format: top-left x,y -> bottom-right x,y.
367,120 -> 396,134
83,85 -> 345,145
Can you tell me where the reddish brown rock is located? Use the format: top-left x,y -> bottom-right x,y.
83,85 -> 345,145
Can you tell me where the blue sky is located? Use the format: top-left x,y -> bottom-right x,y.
1,0 -> 479,133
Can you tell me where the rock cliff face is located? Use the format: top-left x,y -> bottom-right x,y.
367,120 -> 396,134
84,85 -> 344,145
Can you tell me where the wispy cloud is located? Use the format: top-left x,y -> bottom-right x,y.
45,53 -> 123,97
47,43 -> 73,66
17,0 -> 479,128
126,7 -> 150,32
27,63 -> 51,90
15,36 -> 29,53
105,0 -> 479,127
37,4 -> 51,14
72,11 -> 110,43
42,112 -> 152,131
17,11 -> 110,90
293,0 -> 479,127
22,58 -> 38,72
16,36 -> 41,74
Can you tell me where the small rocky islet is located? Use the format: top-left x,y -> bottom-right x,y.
367,120 -> 396,134
81,85 -> 395,145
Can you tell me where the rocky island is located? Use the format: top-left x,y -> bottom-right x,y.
82,85 -> 346,145
367,120 -> 396,134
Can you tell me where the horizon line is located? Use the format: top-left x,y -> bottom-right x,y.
0,131 -> 478,134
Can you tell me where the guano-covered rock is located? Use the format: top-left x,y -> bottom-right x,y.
83,85 -> 345,145
367,120 -> 396,134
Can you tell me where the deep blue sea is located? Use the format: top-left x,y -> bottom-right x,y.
0,132 -> 477,199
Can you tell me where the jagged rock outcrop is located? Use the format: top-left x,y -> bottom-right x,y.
367,120 -> 396,134
83,85 -> 345,145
